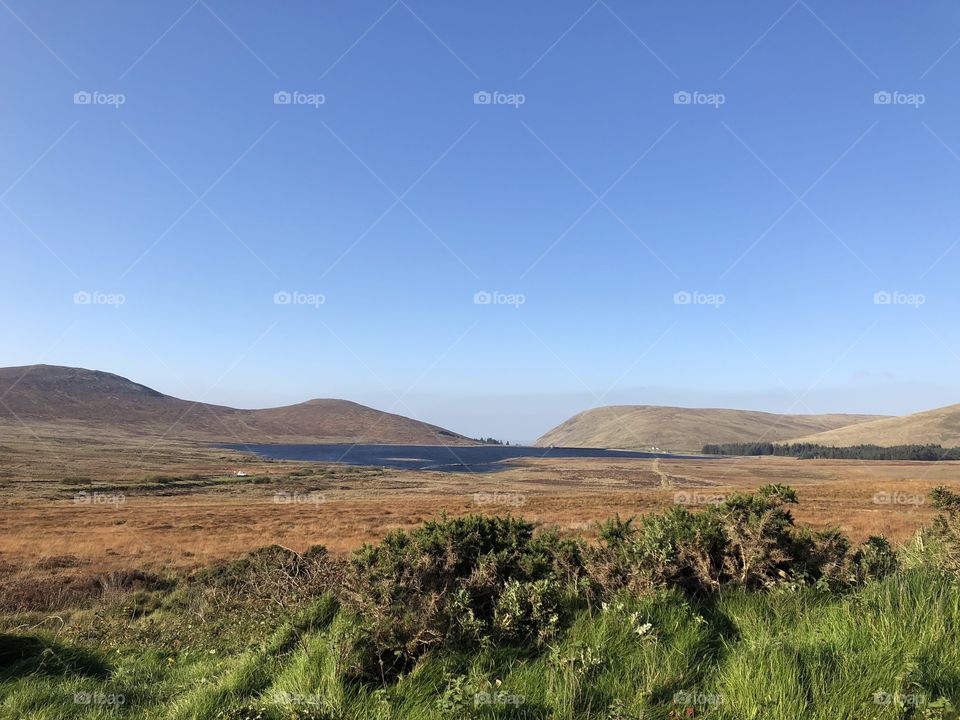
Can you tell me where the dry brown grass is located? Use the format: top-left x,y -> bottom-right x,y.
0,365 -> 470,448
2,435 -> 958,592
790,402 -> 960,446
534,405 -> 887,451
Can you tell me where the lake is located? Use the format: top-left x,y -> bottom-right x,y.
220,443 -> 712,473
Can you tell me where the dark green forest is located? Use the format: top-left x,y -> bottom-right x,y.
701,442 -> 960,460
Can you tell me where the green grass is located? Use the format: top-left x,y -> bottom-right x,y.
2,570 -> 959,719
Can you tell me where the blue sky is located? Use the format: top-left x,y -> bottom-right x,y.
3,1 -> 960,442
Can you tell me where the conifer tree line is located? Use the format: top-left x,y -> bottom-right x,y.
701,442 -> 960,461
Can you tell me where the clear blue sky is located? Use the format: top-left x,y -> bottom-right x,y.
3,1 -> 960,442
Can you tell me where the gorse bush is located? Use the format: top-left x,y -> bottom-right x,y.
338,515 -> 584,679
589,506 -> 726,595
332,486 -> 909,681
848,534 -> 899,584
586,484 -> 890,597
924,486 -> 960,575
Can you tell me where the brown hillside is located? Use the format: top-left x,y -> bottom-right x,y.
535,405 -> 887,452
0,365 -> 469,445
787,403 -> 960,447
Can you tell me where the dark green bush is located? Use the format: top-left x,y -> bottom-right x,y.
339,515 -> 584,679
931,486 -> 960,512
587,484 -> 861,597
326,487 -> 909,680
849,535 -> 899,583
926,486 -> 960,575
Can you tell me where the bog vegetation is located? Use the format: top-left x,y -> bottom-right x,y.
2,486 -> 960,718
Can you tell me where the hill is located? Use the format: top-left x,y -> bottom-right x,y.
787,403 -> 960,447
0,365 -> 469,445
535,405 -> 886,452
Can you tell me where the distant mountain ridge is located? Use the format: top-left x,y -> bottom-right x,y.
0,365 -> 470,445
535,405 -> 889,452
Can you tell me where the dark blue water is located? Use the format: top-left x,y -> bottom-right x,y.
221,443 -> 713,473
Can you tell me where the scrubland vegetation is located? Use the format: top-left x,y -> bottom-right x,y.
2,486 -> 960,718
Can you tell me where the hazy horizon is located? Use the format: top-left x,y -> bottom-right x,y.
5,361 -> 956,444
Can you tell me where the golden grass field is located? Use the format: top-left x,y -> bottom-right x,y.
2,422 -> 959,598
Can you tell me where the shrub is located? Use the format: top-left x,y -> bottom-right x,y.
848,535 -> 899,584
931,486 -> 960,512
791,527 -> 849,588
924,486 -> 960,575
632,506 -> 727,592
148,474 -> 179,484
587,484 -> 860,597
338,515 -> 583,679
715,484 -> 803,587
287,468 -> 315,477
493,577 -> 562,645
182,544 -> 342,617
146,473 -> 203,484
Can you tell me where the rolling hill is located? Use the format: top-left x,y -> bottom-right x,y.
0,365 -> 469,445
787,403 -> 960,447
535,405 -> 887,452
